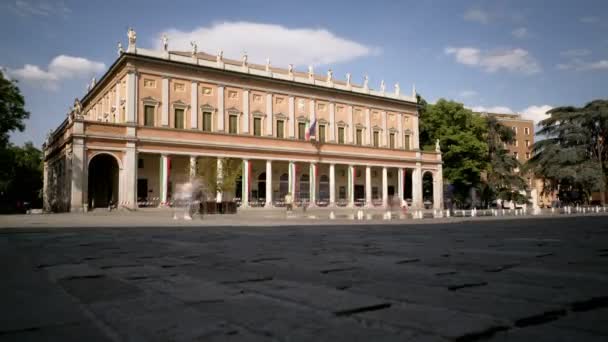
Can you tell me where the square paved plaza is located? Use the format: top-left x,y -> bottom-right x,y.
1,216 -> 608,341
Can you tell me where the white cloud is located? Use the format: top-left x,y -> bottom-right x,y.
6,55 -> 105,90
521,105 -> 553,124
9,0 -> 70,17
557,59 -> 608,71
511,27 -> 529,39
469,105 -> 515,114
560,49 -> 591,57
464,8 -> 489,24
445,47 -> 541,74
580,16 -> 599,24
156,21 -> 379,67
458,90 -> 478,98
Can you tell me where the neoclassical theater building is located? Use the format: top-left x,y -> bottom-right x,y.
43,30 -> 443,212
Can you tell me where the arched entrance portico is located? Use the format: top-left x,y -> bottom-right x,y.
88,153 -> 119,209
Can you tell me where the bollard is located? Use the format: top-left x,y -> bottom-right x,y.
329,211 -> 336,220
446,209 -> 451,218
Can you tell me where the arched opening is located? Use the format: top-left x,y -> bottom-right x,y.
404,169 -> 413,203
423,171 -> 434,208
319,175 -> 329,201
299,174 -> 310,201
88,154 -> 119,209
279,173 -> 289,199
257,172 -> 266,201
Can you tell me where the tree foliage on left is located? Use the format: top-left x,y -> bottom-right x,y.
0,72 -> 41,213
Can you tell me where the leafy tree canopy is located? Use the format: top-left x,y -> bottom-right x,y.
0,72 -> 30,147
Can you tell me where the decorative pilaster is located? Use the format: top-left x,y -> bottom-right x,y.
190,81 -> 198,129
309,163 -> 317,205
161,76 -> 169,126
288,96 -> 295,138
126,70 -> 138,123
329,163 -> 336,206
412,114 -> 420,150
382,167 -> 388,208
217,85 -> 225,132
348,106 -> 354,144
114,81 -> 120,123
397,113 -> 403,148
265,160 -> 272,207
70,138 -> 85,212
381,111 -> 387,147
365,165 -> 372,207
329,102 -> 335,142
123,142 -> 138,209
242,89 -> 250,134
266,93 -> 273,136
348,165 -> 355,207
365,108 -> 371,145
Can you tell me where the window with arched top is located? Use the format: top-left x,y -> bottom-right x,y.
299,174 -> 310,200
279,173 -> 289,198
319,175 -> 329,200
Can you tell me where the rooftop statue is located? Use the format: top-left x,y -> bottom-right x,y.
242,52 -> 248,66
190,41 -> 197,56
73,98 -> 82,115
435,139 -> 441,152
117,42 -> 124,56
380,80 -> 386,93
217,50 -> 223,62
395,83 -> 400,96
288,64 -> 294,75
265,58 -> 271,72
327,69 -> 333,82
308,65 -> 314,79
162,34 -> 168,52
363,75 -> 369,89
346,73 -> 351,86
127,27 -> 136,46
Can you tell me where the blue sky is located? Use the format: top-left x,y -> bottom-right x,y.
2,0 -> 607,146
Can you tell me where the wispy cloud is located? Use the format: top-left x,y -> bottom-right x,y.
579,16 -> 599,24
8,0 -> 70,17
5,55 -> 105,90
156,21 -> 380,68
557,59 -> 608,71
445,47 -> 541,74
560,49 -> 591,57
469,105 -> 515,114
458,90 -> 478,98
511,27 -> 529,39
464,8 -> 489,24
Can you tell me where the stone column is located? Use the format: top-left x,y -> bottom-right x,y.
242,89 -> 250,134
412,163 -> 423,208
123,142 -> 138,209
397,168 -> 404,205
217,85 -> 225,132
348,165 -> 355,207
309,163 -> 316,205
126,70 -> 138,124
265,160 -> 273,207
329,103 -> 335,142
329,163 -> 336,206
70,138 -> 85,212
382,166 -> 388,208
288,96 -> 295,138
288,161 -> 295,195
381,111 -> 387,147
347,106 -> 354,144
216,158 -> 223,203
190,81 -> 198,129
242,159 -> 250,207
160,154 -> 170,205
412,115 -> 420,150
433,165 -> 444,210
365,108 -> 371,145
266,93 -> 273,136
161,76 -> 169,126
365,165 -> 372,207
397,113 -> 403,148
189,156 -> 197,182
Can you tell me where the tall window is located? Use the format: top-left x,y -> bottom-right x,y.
373,131 -> 379,147
202,112 -> 212,132
513,151 -> 519,159
525,140 -> 530,147
144,105 -> 155,127
318,124 -> 325,143
276,120 -> 284,138
338,127 -> 345,144
389,133 -> 395,149
512,126 -> 517,134
254,117 -> 262,136
298,122 -> 306,140
404,134 -> 410,150
356,129 -> 363,145
174,108 -> 184,129
515,140 -> 519,147
229,115 -> 238,134
524,127 -> 530,135
525,152 -> 530,160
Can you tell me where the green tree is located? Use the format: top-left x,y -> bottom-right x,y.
194,157 -> 242,201
419,98 -> 488,205
0,72 -> 30,147
0,142 -> 43,213
528,99 -> 608,204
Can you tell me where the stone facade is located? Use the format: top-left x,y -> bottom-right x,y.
43,42 -> 443,212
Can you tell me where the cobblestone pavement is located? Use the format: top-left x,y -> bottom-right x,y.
1,217 -> 607,341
